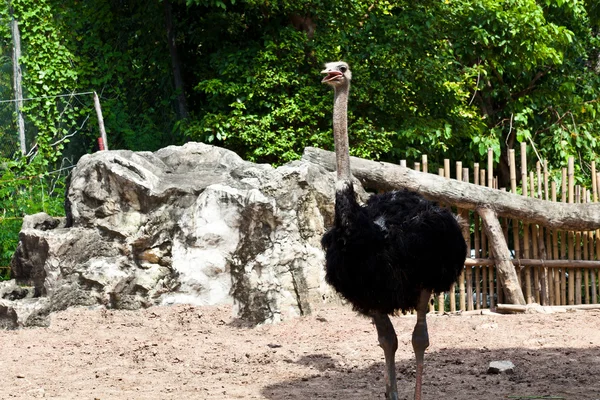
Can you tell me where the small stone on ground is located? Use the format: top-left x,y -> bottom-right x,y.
488,360 -> 515,374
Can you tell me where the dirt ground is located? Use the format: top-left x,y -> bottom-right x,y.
1,304 -> 600,400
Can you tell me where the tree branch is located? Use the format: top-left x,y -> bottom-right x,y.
510,69 -> 548,101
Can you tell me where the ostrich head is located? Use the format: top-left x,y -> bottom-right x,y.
321,61 -> 352,184
321,61 -> 351,88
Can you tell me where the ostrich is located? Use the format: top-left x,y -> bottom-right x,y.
320,61 -> 467,400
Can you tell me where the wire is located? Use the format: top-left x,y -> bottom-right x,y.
46,164 -> 76,175
0,91 -> 95,104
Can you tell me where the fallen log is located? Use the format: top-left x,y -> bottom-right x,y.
446,309 -> 501,316
496,303 -> 600,313
302,147 -> 600,231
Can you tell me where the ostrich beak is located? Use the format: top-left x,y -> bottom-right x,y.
321,69 -> 343,83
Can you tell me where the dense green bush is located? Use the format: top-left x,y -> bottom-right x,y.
181,1 -> 484,165
171,0 -> 600,185
0,157 -> 67,278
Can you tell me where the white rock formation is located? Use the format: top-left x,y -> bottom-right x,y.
4,142 -> 351,327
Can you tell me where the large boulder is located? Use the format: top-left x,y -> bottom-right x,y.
5,142 -> 353,328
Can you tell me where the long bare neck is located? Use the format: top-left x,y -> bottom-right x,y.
333,84 -> 351,184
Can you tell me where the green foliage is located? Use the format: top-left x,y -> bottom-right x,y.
185,22 -> 335,163
182,0 -> 484,164
58,0 -> 182,151
0,156 -> 66,279
442,0 -> 600,183
11,0 -> 83,161
0,0 -> 76,279
180,0 -> 600,180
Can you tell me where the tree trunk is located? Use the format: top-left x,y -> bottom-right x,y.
477,207 -> 526,306
498,126 -> 516,189
164,0 -> 188,119
302,147 -> 600,231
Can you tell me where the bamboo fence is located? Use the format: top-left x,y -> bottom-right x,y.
403,145 -> 600,313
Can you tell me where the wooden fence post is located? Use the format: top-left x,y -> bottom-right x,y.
561,168 -> 568,305
463,167 -> 473,311
438,167 -> 446,314
421,155 -> 435,313
474,163 -> 481,310
521,143 -> 533,303
94,91 -> 109,151
445,160 -> 457,312
592,162 -> 598,304
480,168 -> 488,308
456,161 -> 466,312
487,148 -> 495,309
509,149 -> 522,290
530,170 -> 541,304
568,158 -> 575,305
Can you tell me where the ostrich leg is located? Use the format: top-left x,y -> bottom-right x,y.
371,312 -> 399,400
412,289 -> 432,400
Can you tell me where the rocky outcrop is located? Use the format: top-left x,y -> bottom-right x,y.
4,142 -> 354,328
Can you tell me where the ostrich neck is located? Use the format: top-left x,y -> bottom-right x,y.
331,82 -> 359,229
333,84 -> 351,184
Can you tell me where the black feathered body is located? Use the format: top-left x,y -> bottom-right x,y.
322,184 -> 467,316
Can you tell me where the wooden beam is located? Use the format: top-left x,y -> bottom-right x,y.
302,147 -> 600,231
464,258 -> 600,269
496,303 -> 600,313
477,207 -> 526,305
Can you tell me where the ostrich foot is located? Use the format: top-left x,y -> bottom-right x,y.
412,289 -> 432,400
371,312 -> 398,400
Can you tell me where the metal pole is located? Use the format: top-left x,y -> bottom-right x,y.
11,8 -> 26,155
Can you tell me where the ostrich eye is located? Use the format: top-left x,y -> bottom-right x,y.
340,66 -> 347,73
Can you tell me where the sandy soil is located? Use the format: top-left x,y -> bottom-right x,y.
1,304 -> 600,400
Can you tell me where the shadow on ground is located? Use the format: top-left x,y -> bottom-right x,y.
261,346 -> 600,400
